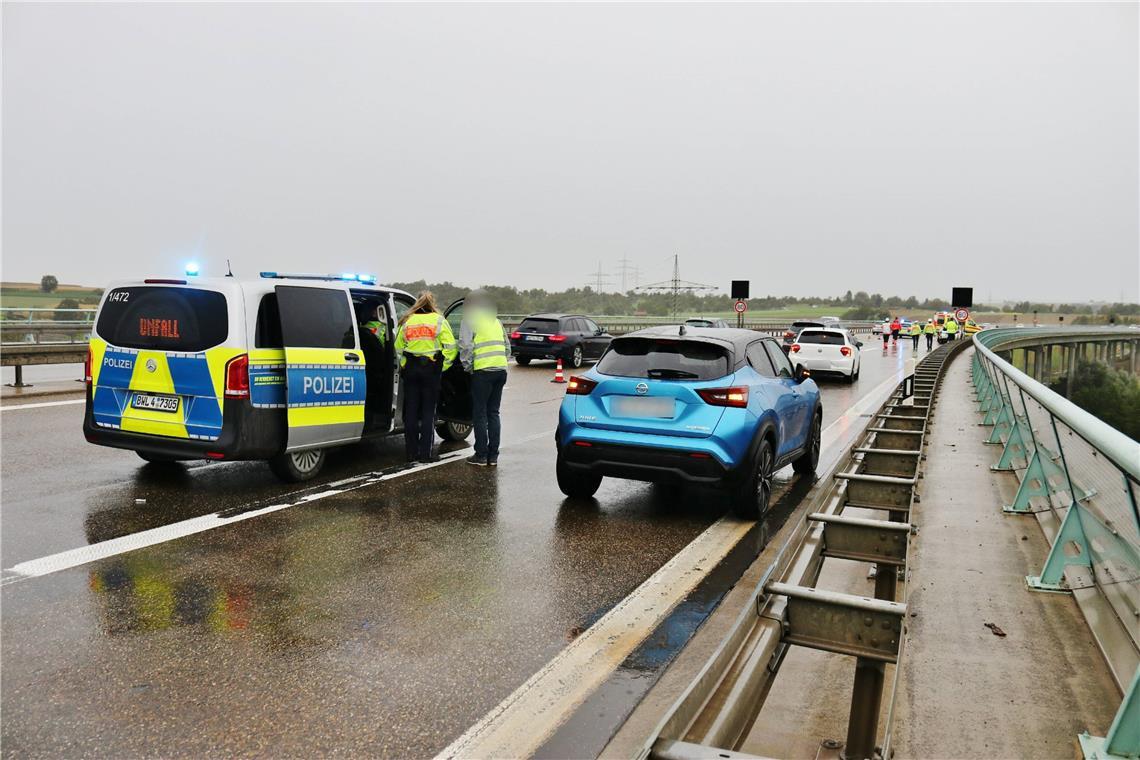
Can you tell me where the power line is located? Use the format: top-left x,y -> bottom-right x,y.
637,254 -> 717,319
586,261 -> 611,293
616,257 -> 640,292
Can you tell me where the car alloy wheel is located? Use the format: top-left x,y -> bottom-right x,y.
755,442 -> 774,513
569,346 -> 584,368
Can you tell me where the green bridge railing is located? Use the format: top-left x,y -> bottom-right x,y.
971,328 -> 1139,760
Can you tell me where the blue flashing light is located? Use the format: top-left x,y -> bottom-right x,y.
185,261 -> 201,277
356,273 -> 376,284
260,271 -> 278,278
341,272 -> 357,281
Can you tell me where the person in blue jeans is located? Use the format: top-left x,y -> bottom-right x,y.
458,290 -> 511,466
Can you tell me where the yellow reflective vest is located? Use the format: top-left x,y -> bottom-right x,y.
363,320 -> 387,346
395,312 -> 457,370
945,318 -> 959,334
908,322 -> 922,336
923,322 -> 936,334
469,313 -> 510,371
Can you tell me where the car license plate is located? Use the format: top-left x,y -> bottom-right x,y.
612,396 -> 675,418
131,392 -> 179,413
525,335 -> 544,342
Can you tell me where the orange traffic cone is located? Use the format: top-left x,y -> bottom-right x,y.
551,358 -> 567,383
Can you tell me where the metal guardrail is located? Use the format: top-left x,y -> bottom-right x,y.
643,339 -> 970,760
971,328 -> 1140,759
0,307 -> 95,345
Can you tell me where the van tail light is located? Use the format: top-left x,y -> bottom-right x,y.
510,331 -> 521,340
565,376 -> 598,395
224,354 -> 250,398
840,346 -> 852,357
84,346 -> 93,385
790,344 -> 801,353
697,386 -> 749,408
549,334 -> 567,343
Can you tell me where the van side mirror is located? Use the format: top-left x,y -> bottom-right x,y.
795,364 -> 811,383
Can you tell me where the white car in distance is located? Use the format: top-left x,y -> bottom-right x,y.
789,327 -> 862,382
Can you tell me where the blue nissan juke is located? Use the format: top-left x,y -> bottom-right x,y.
555,326 -> 822,519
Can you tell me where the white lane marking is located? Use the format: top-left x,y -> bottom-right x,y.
0,398 -> 85,412
436,517 -> 755,760
437,357 -> 915,759
1,430 -> 557,585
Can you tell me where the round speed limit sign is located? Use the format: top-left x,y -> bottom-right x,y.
734,300 -> 748,314
955,307 -> 970,322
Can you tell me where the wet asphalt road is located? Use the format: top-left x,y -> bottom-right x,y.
1,341 -> 919,758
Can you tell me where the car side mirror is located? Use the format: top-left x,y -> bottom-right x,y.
795,364 -> 811,383
856,341 -> 864,348
595,329 -> 604,336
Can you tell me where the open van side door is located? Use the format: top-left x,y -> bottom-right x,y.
438,298 -> 473,424
275,285 -> 366,451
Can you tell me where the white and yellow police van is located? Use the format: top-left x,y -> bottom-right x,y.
83,271 -> 473,481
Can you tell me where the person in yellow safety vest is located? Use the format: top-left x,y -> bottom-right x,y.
923,319 -> 937,351
944,317 -> 960,342
458,289 -> 511,466
395,291 -> 457,463
908,319 -> 922,350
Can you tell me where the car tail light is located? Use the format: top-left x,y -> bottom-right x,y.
549,334 -> 567,343
840,346 -> 852,356
224,354 -> 250,398
84,346 -> 93,385
784,331 -> 795,340
790,344 -> 801,353
566,375 -> 598,395
697,386 -> 749,408
510,331 -> 521,340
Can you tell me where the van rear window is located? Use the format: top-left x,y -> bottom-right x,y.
96,287 -> 228,352
597,338 -> 730,380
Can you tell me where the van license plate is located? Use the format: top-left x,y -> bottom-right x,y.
612,396 -> 675,418
131,393 -> 179,413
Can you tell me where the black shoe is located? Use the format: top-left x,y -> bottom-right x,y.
466,455 -> 488,466
420,454 -> 440,463
488,459 -> 498,467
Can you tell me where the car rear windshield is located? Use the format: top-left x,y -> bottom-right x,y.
792,321 -> 824,329
685,319 -> 713,327
517,318 -> 560,333
797,331 -> 846,345
597,338 -> 731,380
96,286 -> 228,352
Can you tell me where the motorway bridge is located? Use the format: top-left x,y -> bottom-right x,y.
1,331 -> 1137,759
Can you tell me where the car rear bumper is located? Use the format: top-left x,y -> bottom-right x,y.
797,355 -> 856,375
511,342 -> 566,359
560,439 -> 733,484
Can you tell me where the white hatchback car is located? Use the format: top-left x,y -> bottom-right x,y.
789,327 -> 862,382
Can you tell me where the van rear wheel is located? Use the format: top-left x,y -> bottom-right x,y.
268,449 -> 327,482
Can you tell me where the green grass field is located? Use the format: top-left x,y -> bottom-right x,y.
1,283 -> 102,310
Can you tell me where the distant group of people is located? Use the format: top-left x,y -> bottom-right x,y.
882,316 -> 958,351
392,289 -> 510,466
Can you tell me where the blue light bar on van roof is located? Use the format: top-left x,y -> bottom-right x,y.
259,271 -> 379,284
185,261 -> 200,277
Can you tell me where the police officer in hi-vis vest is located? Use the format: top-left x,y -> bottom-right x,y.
395,291 -> 457,463
458,289 -> 511,466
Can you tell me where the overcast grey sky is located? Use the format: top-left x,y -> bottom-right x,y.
3,2 -> 1137,302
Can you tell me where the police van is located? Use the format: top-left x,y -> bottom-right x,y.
83,271 -> 474,481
